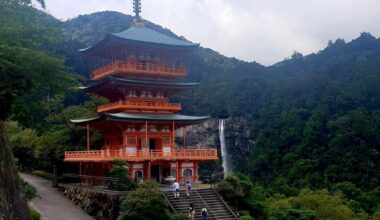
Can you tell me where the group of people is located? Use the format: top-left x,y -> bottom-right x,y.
172,180 -> 208,220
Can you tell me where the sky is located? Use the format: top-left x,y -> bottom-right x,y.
43,0 -> 380,65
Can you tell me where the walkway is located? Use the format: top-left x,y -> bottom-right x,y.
21,173 -> 94,220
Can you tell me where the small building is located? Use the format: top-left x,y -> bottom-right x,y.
63,2 -> 218,184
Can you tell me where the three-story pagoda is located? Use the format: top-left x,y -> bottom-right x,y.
64,2 -> 218,184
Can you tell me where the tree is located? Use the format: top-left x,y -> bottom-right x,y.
216,175 -> 245,208
265,189 -> 367,220
108,160 -> 135,191
118,180 -> 172,220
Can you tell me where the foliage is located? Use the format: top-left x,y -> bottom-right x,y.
19,176 -> 38,201
30,209 -> 41,220
240,210 -> 254,220
170,214 -> 191,220
265,189 -> 368,220
216,175 -> 245,208
118,180 -> 172,220
108,160 -> 135,191
31,170 -> 54,180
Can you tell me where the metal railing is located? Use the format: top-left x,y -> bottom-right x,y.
194,189 -> 218,220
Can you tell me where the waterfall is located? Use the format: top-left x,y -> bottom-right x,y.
219,119 -> 230,176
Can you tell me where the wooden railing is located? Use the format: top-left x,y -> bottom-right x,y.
97,100 -> 182,113
64,149 -> 218,162
91,60 -> 186,80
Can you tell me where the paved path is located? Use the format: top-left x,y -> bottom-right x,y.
21,173 -> 94,220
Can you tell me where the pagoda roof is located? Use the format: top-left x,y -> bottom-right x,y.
83,77 -> 199,100
71,112 -> 209,126
80,26 -> 198,56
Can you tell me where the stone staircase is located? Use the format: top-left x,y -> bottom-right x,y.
162,188 -> 238,220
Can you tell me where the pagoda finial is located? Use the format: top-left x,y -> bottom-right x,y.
131,0 -> 144,27
133,0 -> 142,20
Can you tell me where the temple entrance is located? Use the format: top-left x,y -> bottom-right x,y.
149,139 -> 156,151
134,170 -> 143,181
183,169 -> 193,183
151,165 -> 160,182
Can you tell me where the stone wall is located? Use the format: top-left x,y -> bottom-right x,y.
62,185 -> 127,220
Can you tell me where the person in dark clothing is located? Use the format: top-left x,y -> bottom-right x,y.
188,203 -> 195,220
201,206 -> 208,220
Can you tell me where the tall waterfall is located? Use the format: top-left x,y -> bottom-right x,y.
219,119 -> 230,176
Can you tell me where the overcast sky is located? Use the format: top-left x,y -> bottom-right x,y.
43,0 -> 380,65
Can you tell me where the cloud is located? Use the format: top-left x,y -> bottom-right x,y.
45,0 -> 380,65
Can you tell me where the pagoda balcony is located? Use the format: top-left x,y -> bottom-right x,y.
64,149 -> 217,162
97,100 -> 182,113
91,60 -> 187,80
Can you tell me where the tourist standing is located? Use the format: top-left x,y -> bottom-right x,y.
185,180 -> 192,198
173,179 -> 180,198
188,203 -> 195,220
201,206 -> 208,220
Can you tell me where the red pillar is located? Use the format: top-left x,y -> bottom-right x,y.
147,161 -> 151,180
172,121 -> 175,148
178,161 -> 182,183
86,123 -> 90,151
129,162 -> 134,179
194,161 -> 199,183
145,121 -> 148,154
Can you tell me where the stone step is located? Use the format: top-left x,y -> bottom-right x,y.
163,188 -> 238,220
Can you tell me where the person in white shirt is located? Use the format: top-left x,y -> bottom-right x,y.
173,180 -> 180,198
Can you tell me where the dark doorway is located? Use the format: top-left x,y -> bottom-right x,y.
149,139 -> 156,151
151,165 -> 159,182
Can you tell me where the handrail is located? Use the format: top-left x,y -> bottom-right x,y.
211,187 -> 240,219
91,60 -> 186,80
64,149 -> 218,162
161,191 -> 177,214
97,100 -> 181,112
194,189 -> 218,220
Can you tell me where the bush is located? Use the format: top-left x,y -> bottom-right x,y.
265,189 -> 358,220
31,170 -> 54,180
30,210 -> 41,220
171,213 -> 190,220
216,175 -> 244,208
19,176 -> 38,201
241,216 -> 253,220
108,159 -> 135,191
118,180 -> 171,220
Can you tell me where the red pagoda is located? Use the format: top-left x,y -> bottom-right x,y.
64,1 -> 218,184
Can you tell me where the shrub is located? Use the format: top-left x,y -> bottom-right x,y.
108,159 -> 135,191
30,210 -> 41,220
171,213 -> 190,220
216,175 -> 244,208
118,180 -> 171,220
19,176 -> 38,201
240,216 -> 253,220
31,170 -> 54,180
265,189 -> 357,220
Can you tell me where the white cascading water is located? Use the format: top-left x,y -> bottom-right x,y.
219,119 -> 230,176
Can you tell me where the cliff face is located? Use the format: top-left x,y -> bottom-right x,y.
175,117 -> 253,178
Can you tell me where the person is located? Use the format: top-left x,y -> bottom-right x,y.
188,203 -> 195,220
185,180 -> 192,198
201,206 -> 208,220
173,179 -> 180,198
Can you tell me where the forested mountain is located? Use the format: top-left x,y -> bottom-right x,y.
1,4 -> 380,220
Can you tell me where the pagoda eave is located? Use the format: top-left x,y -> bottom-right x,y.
71,112 -> 210,126
82,77 -> 199,101
80,30 -> 199,58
